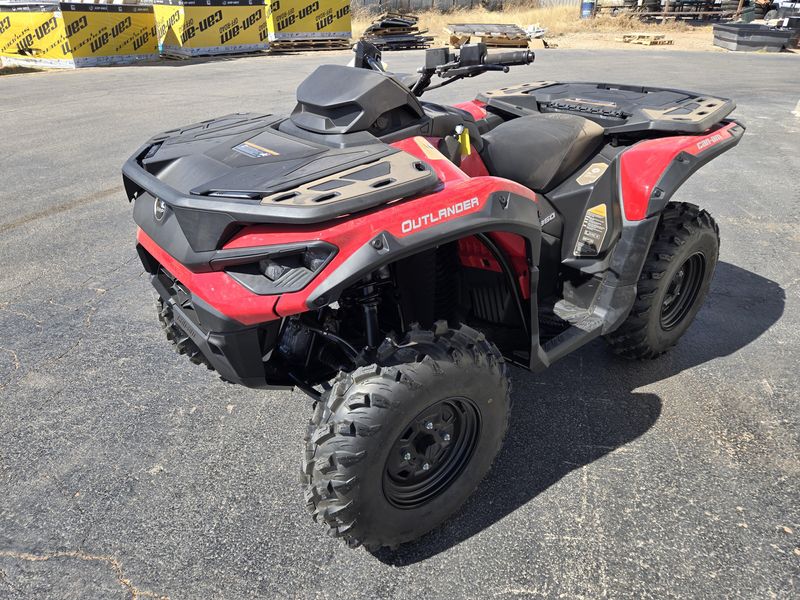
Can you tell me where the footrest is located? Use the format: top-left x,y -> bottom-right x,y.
542,312 -> 604,364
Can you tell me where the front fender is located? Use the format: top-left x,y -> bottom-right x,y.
303,188 -> 542,311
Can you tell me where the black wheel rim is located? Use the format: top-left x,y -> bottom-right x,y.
383,397 -> 480,509
660,252 -> 706,331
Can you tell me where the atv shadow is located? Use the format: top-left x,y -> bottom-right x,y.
373,261 -> 785,565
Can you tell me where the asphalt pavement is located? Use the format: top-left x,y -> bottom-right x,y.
0,48 -> 798,599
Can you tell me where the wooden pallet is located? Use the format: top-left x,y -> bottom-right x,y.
481,36 -> 529,48
616,33 -> 675,45
381,12 -> 420,24
365,35 -> 434,50
160,49 -> 268,60
447,23 -> 531,49
270,39 -> 351,52
446,23 -> 529,39
450,34 -> 530,48
365,27 -> 418,35
362,12 -> 432,51
631,37 -> 674,45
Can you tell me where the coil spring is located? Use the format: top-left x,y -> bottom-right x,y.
342,277 -> 392,306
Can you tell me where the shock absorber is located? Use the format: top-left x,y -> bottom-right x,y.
345,267 -> 392,352
363,267 -> 392,350
363,281 -> 381,350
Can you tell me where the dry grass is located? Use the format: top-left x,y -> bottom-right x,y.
353,6 -> 698,44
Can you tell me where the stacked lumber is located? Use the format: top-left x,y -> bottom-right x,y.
445,23 -> 530,48
361,12 -> 433,50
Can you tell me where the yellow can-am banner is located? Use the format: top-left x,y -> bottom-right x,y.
0,2 -> 158,69
0,3 -> 70,68
266,0 -> 350,41
61,3 -> 159,66
153,0 -> 268,58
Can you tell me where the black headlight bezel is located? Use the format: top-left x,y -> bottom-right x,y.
212,241 -> 338,296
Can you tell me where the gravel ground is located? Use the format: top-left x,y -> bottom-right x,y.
0,49 -> 798,599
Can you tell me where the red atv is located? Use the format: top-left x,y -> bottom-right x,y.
123,42 -> 743,550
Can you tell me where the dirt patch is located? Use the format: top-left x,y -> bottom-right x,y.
0,65 -> 41,76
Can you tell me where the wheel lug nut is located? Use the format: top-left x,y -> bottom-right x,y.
422,463 -> 430,471
403,452 -> 412,461
425,422 -> 433,430
443,433 -> 451,441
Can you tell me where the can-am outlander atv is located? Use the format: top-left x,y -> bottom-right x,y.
123,42 -> 743,550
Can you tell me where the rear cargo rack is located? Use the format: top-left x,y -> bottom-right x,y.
478,81 -> 736,134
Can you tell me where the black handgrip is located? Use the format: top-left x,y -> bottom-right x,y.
484,50 -> 535,67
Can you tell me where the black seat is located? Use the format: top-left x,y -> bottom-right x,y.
479,113 -> 605,192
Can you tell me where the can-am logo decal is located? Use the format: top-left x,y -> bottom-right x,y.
153,198 -> 167,222
400,197 -> 480,235
695,133 -> 725,153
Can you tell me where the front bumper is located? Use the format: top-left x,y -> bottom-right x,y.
138,243 -> 288,390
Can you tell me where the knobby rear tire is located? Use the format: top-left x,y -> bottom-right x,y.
605,202 -> 720,359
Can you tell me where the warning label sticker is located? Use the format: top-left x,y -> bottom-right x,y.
576,162 -> 608,186
233,140 -> 279,158
574,203 -> 608,257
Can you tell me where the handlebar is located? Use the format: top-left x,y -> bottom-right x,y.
350,41 -> 535,97
484,50 -> 535,67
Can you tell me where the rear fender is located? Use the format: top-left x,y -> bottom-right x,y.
576,120 -> 745,341
619,120 -> 745,221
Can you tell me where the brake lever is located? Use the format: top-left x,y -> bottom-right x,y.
439,64 -> 509,79
366,56 -> 385,73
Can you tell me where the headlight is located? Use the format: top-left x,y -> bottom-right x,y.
259,255 -> 302,281
219,242 -> 337,295
303,247 -> 331,272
